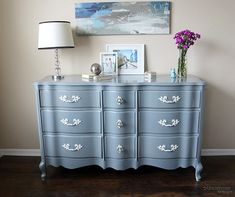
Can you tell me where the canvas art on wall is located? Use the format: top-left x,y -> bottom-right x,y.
75,1 -> 171,35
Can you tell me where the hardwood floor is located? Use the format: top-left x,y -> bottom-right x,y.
0,156 -> 234,197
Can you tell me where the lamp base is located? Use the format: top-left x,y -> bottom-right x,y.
52,75 -> 64,81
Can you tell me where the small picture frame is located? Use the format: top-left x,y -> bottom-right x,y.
106,44 -> 145,74
100,52 -> 118,75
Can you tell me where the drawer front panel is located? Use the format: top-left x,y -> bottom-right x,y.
104,111 -> 135,134
139,111 -> 199,134
139,136 -> 197,159
105,136 -> 135,159
103,91 -> 135,109
42,110 -> 101,133
139,91 -> 200,108
44,135 -> 102,158
40,90 -> 100,108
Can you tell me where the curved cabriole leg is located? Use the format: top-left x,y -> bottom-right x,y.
195,162 -> 203,181
39,161 -> 46,180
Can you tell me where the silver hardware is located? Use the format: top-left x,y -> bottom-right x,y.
158,119 -> 180,127
116,120 -> 124,128
116,144 -> 125,153
116,96 -> 124,105
60,118 -> 82,126
158,96 -> 181,104
62,143 -> 83,151
59,95 -> 81,103
158,144 -> 179,152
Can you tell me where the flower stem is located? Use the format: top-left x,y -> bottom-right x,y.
178,49 -> 187,78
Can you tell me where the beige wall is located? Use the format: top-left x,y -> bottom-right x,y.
0,0 -> 235,149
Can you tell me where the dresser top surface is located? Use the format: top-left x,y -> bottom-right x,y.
35,75 -> 205,86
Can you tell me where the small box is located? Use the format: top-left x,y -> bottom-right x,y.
144,71 -> 156,81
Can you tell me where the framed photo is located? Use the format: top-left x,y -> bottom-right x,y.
100,52 -> 118,75
106,44 -> 145,74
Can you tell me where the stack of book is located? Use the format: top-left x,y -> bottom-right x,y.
82,74 -> 113,81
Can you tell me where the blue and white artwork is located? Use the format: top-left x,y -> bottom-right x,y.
106,44 -> 145,74
114,49 -> 138,69
75,1 -> 171,35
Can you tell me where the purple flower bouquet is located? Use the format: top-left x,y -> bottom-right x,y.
174,29 -> 201,78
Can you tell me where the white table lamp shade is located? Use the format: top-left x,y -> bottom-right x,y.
38,21 -> 74,49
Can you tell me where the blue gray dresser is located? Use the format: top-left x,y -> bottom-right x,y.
34,75 -> 205,181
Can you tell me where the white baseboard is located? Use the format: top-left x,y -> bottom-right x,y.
201,149 -> 235,156
0,149 -> 235,158
0,149 -> 40,157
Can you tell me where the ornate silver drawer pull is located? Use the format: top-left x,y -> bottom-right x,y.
158,144 -> 179,152
158,96 -> 181,104
62,143 -> 83,151
158,119 -> 179,127
59,95 -> 81,103
116,144 -> 125,153
116,96 -> 124,105
60,118 -> 82,126
116,120 -> 124,128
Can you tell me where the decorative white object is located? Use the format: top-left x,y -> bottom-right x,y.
38,21 -> 74,80
158,144 -> 179,152
144,71 -> 157,78
62,144 -> 83,151
60,118 -> 82,126
59,95 -> 81,103
116,145 -> 125,153
144,72 -> 157,82
158,119 -> 180,127
158,96 -> 181,104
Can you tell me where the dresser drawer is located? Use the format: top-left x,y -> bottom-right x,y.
139,111 -> 199,134
103,91 -> 135,109
40,90 -> 101,108
105,136 -> 135,159
42,110 -> 101,133
139,136 -> 197,159
44,135 -> 102,158
104,111 -> 135,134
139,91 -> 200,108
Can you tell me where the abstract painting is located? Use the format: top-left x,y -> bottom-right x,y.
75,1 -> 171,35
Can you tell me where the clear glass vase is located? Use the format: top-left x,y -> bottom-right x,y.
177,49 -> 187,78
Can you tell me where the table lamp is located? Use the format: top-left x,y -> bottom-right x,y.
38,21 -> 74,80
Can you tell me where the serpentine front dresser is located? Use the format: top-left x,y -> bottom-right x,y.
34,75 -> 205,181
